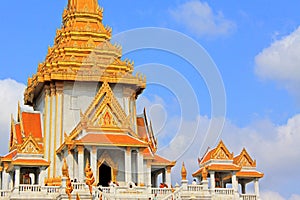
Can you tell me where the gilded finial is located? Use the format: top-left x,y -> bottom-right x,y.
62,158 -> 69,177
85,158 -> 95,194
76,193 -> 81,200
181,162 -> 187,180
202,166 -> 208,181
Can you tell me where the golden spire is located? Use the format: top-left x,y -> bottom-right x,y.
202,166 -> 208,181
181,162 -> 187,180
76,193 -> 81,200
68,0 -> 99,13
62,158 -> 69,177
85,158 -> 95,194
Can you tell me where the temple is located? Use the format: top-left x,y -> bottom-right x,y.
0,0 -> 263,200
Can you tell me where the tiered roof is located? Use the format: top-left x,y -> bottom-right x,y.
192,141 -> 263,180
24,0 -> 146,105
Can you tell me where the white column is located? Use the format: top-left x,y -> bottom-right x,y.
66,149 -> 74,179
78,146 -> 84,182
146,161 -> 151,187
39,169 -> 47,186
231,172 -> 238,192
91,146 -> 97,180
166,167 -> 171,187
210,171 -> 215,190
2,170 -> 9,190
254,178 -> 260,199
137,150 -> 144,185
0,171 -> 2,190
14,167 -> 20,188
125,147 -> 132,183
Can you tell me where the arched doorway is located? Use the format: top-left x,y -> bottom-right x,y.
99,163 -> 111,187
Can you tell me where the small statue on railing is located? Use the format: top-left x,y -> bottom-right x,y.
85,159 -> 95,195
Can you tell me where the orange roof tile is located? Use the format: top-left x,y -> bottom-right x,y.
1,149 -> 17,161
22,112 -> 42,139
152,155 -> 175,166
77,133 -> 148,147
193,164 -> 241,177
236,171 -> 264,178
15,124 -> 22,144
12,158 -> 49,166
137,117 -> 148,140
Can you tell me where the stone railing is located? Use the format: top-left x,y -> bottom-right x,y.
240,194 -> 257,200
72,182 -> 86,191
99,186 -> 111,193
187,185 -> 204,192
161,187 -> 183,200
0,190 -> 10,198
151,188 -> 173,196
19,184 -> 41,192
41,186 -> 60,194
214,188 -> 234,195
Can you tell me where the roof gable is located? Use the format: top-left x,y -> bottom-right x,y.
70,82 -> 133,140
234,148 -> 256,168
18,134 -> 43,154
211,140 -> 233,160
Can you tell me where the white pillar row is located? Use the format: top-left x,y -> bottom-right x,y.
39,168 -> 47,186
231,172 -> 238,192
137,149 -> 144,185
125,147 -> 132,183
66,149 -> 74,179
147,161 -> 152,187
254,178 -> 260,199
14,167 -> 20,188
77,145 -> 84,182
90,146 -> 97,179
2,166 -> 9,190
210,171 -> 215,190
166,167 -> 172,187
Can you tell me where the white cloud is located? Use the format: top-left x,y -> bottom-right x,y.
255,26 -> 300,97
261,191 -> 285,200
169,0 -> 236,37
0,79 -> 31,155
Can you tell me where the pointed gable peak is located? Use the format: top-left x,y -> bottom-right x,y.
234,148 -> 256,168
211,140 -> 234,160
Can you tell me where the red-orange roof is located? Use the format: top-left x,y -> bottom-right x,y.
77,133 -> 148,147
12,158 -> 49,166
1,149 -> 17,161
236,171 -> 264,178
137,117 -> 148,140
15,124 -> 22,144
193,164 -> 241,177
151,155 -> 175,166
22,112 -> 42,139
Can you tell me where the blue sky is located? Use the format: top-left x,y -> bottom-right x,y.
1,1 -> 300,199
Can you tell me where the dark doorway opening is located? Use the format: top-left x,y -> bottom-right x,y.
99,163 -> 111,187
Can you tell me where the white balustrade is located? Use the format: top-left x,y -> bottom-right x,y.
151,188 -> 173,195
214,188 -> 234,195
187,185 -> 204,192
241,194 -> 257,200
0,190 -> 10,197
72,183 -> 86,191
41,186 -> 60,194
19,185 -> 41,192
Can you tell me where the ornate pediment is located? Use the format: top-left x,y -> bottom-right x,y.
18,134 -> 42,154
212,141 -> 233,160
85,82 -> 129,129
234,148 -> 256,167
